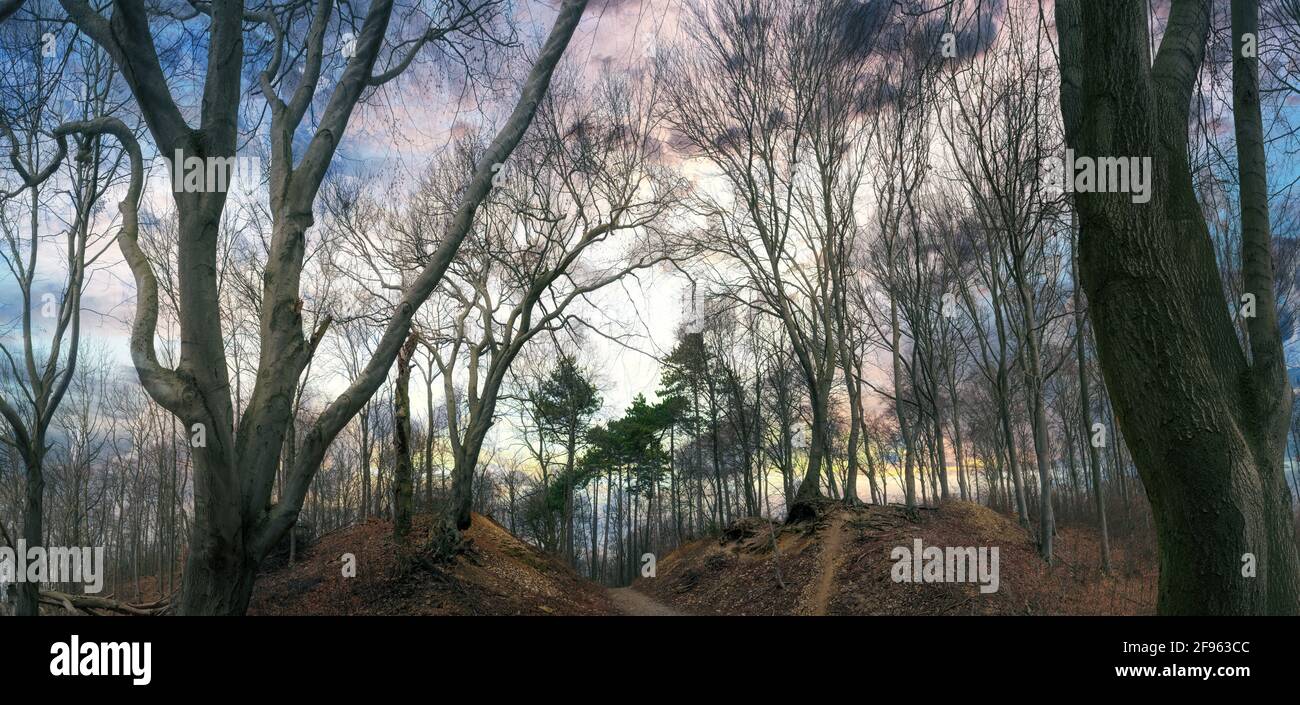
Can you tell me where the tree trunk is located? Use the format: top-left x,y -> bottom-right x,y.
794,384 -> 831,507
947,355 -> 969,501
424,358 -> 436,509
1057,0 -> 1299,614
991,269 -> 1030,527
1072,211 -> 1111,572
929,371 -> 950,503
1015,276 -> 1055,562
393,335 -> 417,542
590,481 -> 599,580
15,458 -> 44,616
890,297 -> 917,507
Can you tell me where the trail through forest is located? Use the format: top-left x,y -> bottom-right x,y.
606,587 -> 685,616
808,514 -> 847,615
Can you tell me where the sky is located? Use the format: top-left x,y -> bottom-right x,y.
2,0 -> 1298,458
0,0 -> 696,445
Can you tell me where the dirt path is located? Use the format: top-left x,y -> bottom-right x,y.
607,587 -> 686,616
809,514 -> 847,615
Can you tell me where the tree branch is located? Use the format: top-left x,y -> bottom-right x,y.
252,0 -> 591,559
53,117 -> 195,416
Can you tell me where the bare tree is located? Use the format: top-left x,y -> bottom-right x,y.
0,23 -> 119,615
422,69 -> 683,541
51,0 -> 589,614
667,0 -> 888,510
940,3 -> 1068,560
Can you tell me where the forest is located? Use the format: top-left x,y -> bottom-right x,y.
1,0 -> 1298,617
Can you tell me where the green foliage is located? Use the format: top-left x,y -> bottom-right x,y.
530,354 -> 602,513
657,332 -> 710,434
578,394 -> 676,496
532,354 -> 602,445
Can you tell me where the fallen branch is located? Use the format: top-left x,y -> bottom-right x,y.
39,589 -> 167,616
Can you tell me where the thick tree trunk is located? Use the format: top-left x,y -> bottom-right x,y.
793,383 -> 831,506
448,412 -> 494,532
176,543 -> 259,616
180,400 -> 258,616
1057,0 -> 1299,614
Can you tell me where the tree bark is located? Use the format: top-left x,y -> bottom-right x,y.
393,335 -> 417,542
1057,0 -> 1299,614
15,459 -> 44,616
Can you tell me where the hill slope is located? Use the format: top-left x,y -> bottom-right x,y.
246,502 -> 1154,615
248,513 -> 616,615
634,501 -> 1155,615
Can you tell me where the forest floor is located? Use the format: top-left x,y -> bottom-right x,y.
635,500 -> 1157,615
227,501 -> 1155,616
606,587 -> 685,616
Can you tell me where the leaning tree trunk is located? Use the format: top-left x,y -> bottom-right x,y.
1057,0 -> 1299,614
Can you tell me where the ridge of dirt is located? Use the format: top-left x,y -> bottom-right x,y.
806,513 -> 847,615
635,500 -> 1157,616
248,513 -> 617,615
